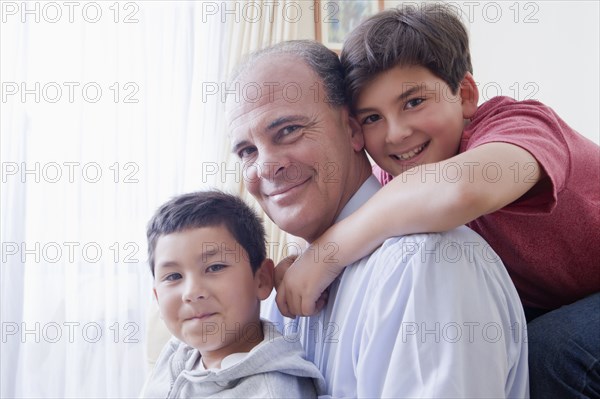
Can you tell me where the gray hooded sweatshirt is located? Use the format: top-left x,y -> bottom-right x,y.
142,321 -> 325,398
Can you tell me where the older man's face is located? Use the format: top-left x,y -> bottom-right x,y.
227,56 -> 363,242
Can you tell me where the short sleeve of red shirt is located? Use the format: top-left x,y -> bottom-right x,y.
460,96 -> 571,214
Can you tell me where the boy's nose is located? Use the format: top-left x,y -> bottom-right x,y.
386,121 -> 412,144
182,278 -> 208,302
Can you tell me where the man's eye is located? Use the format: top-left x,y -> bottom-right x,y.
238,146 -> 256,159
206,264 -> 226,273
280,125 -> 300,137
361,114 -> 381,125
164,273 -> 182,282
405,98 -> 424,109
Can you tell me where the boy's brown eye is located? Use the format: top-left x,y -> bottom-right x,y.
206,264 -> 226,273
362,114 -> 381,125
164,273 -> 182,282
405,98 -> 424,109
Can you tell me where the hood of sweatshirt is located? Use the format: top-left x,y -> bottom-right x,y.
147,320 -> 325,398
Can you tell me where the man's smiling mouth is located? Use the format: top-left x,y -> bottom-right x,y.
267,177 -> 311,198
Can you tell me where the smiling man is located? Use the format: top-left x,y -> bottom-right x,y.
228,53 -> 369,242
226,40 -> 529,398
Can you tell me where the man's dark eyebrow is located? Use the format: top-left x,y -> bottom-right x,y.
355,85 -> 424,114
231,115 -> 308,154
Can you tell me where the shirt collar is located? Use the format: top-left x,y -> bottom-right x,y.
335,175 -> 381,223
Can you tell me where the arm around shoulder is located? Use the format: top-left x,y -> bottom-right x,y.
278,141 -> 542,318
321,141 -> 542,257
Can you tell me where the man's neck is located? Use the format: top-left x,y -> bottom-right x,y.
331,159 -> 373,224
304,163 -> 374,244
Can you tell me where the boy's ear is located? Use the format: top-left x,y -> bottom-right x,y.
255,258 -> 274,300
459,72 -> 479,119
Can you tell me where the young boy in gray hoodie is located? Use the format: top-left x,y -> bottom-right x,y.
142,191 -> 324,398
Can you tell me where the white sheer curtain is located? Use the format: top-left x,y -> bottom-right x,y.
142,0 -> 311,374
1,2 -> 230,397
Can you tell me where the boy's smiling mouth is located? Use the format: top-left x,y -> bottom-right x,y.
391,141 -> 430,161
186,312 -> 218,321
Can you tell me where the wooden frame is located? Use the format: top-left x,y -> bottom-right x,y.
315,0 -> 384,53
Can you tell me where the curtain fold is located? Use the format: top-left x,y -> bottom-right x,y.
1,2 -> 309,397
143,0 -> 308,375
0,2 -> 227,397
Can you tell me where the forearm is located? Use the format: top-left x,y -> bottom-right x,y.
312,164 -> 472,267
311,143 -> 541,268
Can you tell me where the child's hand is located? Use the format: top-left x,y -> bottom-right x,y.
275,247 -> 343,318
274,255 -> 297,292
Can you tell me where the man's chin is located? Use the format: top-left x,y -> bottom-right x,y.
269,212 -> 313,240
273,217 -> 303,236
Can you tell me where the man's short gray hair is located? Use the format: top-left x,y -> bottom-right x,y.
229,40 -> 347,107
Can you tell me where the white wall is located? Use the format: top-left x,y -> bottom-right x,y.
467,1 -> 599,143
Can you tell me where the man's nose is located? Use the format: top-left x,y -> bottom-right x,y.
181,276 -> 208,303
254,150 -> 289,181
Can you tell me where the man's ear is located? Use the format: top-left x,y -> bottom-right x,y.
255,258 -> 274,300
459,72 -> 479,119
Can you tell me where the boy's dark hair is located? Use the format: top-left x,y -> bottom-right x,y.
146,191 -> 266,277
341,3 -> 473,108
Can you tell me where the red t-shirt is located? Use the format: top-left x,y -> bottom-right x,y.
374,96 -> 600,309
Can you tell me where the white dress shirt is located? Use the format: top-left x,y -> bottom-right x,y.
262,176 -> 529,398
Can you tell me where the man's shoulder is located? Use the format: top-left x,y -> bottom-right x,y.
356,225 -> 503,287
372,225 -> 490,261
